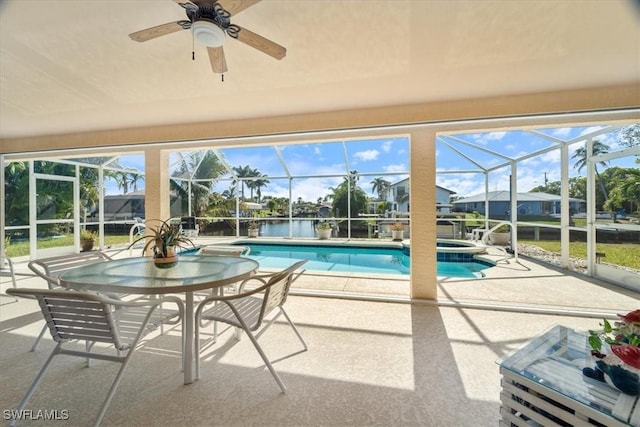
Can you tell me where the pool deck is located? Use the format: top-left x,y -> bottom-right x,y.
2,237 -> 637,316
1,238 -> 636,427
188,237 -> 638,315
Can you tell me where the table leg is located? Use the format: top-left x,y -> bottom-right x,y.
184,291 -> 194,384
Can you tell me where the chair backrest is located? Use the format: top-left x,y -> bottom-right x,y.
260,259 -> 308,320
198,245 -> 251,257
7,288 -> 127,350
28,251 -> 113,289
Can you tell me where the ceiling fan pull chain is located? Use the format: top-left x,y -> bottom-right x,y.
192,31 -> 195,61
221,74 -> 224,82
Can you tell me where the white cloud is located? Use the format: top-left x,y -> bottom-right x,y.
381,140 -> 393,153
551,128 -> 572,137
354,149 -> 380,161
383,163 -> 408,173
579,126 -> 607,137
471,132 -> 507,145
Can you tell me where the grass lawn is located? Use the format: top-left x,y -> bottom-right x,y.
5,235 -> 132,258
519,239 -> 640,271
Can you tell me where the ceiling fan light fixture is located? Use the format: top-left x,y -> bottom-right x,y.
192,20 -> 225,47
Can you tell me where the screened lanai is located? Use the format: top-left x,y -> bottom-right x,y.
2,114 -> 640,306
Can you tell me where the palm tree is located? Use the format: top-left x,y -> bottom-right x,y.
371,177 -> 391,200
172,151 -> 226,216
221,185 -> 236,200
605,168 -> 640,216
112,170 -> 131,194
128,171 -> 144,192
572,140 -> 610,204
4,161 -> 28,225
344,170 -> 360,188
619,169 -> 640,214
251,173 -> 270,203
232,165 -> 253,200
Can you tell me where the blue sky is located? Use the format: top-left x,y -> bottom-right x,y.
106,125 -> 637,202
436,126 -> 636,199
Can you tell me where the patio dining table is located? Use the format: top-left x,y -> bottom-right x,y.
59,255 -> 259,384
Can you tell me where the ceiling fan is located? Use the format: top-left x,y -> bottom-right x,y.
129,0 -> 286,74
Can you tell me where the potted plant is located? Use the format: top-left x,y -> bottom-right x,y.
247,221 -> 259,238
583,309 -> 640,395
80,229 -> 97,252
488,224 -> 510,245
317,221 -> 332,240
129,219 -> 194,268
390,222 -> 404,241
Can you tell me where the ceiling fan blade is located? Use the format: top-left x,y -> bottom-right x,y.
129,21 -> 186,42
235,26 -> 286,60
217,0 -> 261,16
208,46 -> 228,73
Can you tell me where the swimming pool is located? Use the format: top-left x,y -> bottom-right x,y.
225,241 -> 494,278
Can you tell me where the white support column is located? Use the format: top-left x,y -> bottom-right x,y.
29,161 -> 36,259
235,184 -> 240,237
484,172 -> 489,228
74,164 -> 80,253
586,137 -> 596,276
560,144 -> 570,268
98,166 -> 105,250
510,164 -> 519,262
187,181 -> 192,217
0,155 -> 5,266
288,177 -> 293,238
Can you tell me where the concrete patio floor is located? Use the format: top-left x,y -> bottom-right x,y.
0,242 -> 637,426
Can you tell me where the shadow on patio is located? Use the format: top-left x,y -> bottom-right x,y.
0,262 -> 625,426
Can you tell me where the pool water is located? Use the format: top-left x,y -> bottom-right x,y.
235,243 -> 493,278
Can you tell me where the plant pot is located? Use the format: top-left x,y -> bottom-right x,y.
248,229 -> 259,238
154,256 -> 178,269
488,232 -> 510,246
81,239 -> 94,252
584,347 -> 640,396
317,229 -> 332,240
391,230 -> 404,241
154,245 -> 178,268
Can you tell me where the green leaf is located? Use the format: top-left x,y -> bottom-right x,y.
588,335 -> 602,351
602,318 -> 613,333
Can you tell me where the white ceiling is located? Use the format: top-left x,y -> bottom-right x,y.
1,0 -> 639,140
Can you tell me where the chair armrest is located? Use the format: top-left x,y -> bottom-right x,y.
197,277 -> 272,309
104,294 -> 183,310
108,295 -> 185,327
235,275 -> 271,294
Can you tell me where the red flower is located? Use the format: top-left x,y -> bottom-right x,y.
618,310 -> 640,324
611,345 -> 640,370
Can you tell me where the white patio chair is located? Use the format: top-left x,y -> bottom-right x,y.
195,245 -> 252,341
27,252 -> 183,353
6,288 -> 184,427
27,252 -> 116,351
2,256 -> 18,301
28,251 -> 114,290
196,245 -> 251,294
194,259 -> 309,392
478,222 -> 513,264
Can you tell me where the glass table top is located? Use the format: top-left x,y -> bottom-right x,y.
59,255 -> 259,294
498,324 -> 639,425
